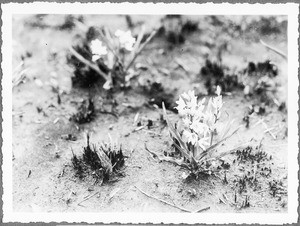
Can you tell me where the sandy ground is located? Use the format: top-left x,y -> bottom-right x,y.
12,15 -> 288,213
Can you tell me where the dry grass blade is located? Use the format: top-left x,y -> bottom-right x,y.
77,191 -> 99,206
99,29 -> 119,58
134,186 -> 192,212
131,26 -> 145,58
144,143 -> 189,168
69,47 -> 108,81
96,146 -> 113,174
13,69 -> 28,88
159,156 -> 190,168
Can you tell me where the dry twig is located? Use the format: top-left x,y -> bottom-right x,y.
77,191 -> 99,206
135,185 -> 209,213
260,39 -> 287,60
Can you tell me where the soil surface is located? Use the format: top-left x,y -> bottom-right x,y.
12,15 -> 288,213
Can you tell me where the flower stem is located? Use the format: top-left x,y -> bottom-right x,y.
210,132 -> 214,146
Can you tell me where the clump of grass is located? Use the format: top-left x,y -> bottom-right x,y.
157,15 -> 199,46
269,179 -> 287,198
199,59 -> 241,94
235,146 -> 270,164
57,15 -> 84,31
244,60 -> 278,78
162,86 -> 240,177
70,98 -> 95,124
242,60 -> 280,105
71,134 -> 125,183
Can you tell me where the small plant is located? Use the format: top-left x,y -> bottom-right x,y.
70,98 -> 95,124
199,59 -> 241,94
242,60 -> 279,105
71,134 -> 125,183
69,26 -> 156,89
269,179 -> 287,198
163,86 -> 240,176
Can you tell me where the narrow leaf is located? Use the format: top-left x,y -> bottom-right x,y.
162,102 -> 197,164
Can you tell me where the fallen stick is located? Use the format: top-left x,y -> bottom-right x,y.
261,122 -> 276,139
175,58 -> 189,73
193,206 -> 211,213
69,47 -> 108,81
133,125 -> 146,132
253,118 -> 276,139
144,143 -> 159,158
260,39 -> 287,60
135,185 -> 210,213
77,191 -> 99,206
134,186 -> 190,212
98,110 -> 119,119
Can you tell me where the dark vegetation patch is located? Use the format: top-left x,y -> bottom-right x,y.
67,27 -> 108,88
70,98 -> 96,124
24,14 -> 84,31
57,15 -> 84,31
222,144 -> 287,208
207,16 -> 287,42
199,58 -> 281,108
246,16 -> 286,37
24,14 -> 50,29
242,60 -> 279,105
157,15 -> 199,46
269,179 -> 287,198
199,59 -> 241,94
244,60 -> 278,78
143,81 -> 177,112
71,134 -> 125,184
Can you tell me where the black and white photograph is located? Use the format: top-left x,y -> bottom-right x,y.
1,2 -> 299,224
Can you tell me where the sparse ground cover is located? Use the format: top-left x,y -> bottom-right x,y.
12,14 -> 288,213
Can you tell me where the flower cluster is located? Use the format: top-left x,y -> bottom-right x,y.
175,86 -> 223,151
90,39 -> 108,62
90,29 -> 136,63
114,29 -> 136,51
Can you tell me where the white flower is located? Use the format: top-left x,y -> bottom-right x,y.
103,80 -> 112,90
175,96 -> 187,116
216,85 -> 221,96
90,39 -> 108,61
175,90 -> 199,116
115,30 -> 136,51
92,55 -> 101,62
182,130 -> 198,145
211,96 -> 223,111
175,89 -> 224,152
182,117 -> 191,128
190,120 -> 209,137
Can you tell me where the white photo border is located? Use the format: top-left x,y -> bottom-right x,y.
1,2 -> 299,224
